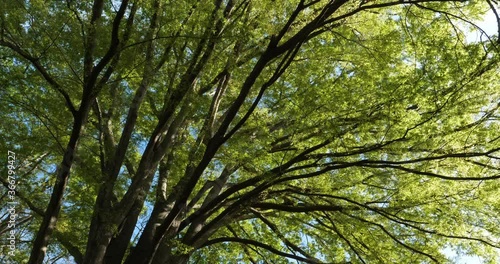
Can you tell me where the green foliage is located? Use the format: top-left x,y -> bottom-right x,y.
1,0 -> 500,263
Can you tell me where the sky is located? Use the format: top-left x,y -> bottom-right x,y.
466,9 -> 499,43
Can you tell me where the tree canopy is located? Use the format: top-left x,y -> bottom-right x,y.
1,0 -> 500,263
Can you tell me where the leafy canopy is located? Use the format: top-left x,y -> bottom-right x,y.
1,0 -> 500,263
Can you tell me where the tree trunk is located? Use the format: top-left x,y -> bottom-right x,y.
152,251 -> 190,264
103,200 -> 143,264
28,105 -> 91,264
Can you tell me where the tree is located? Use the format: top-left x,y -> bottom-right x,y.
1,0 -> 500,263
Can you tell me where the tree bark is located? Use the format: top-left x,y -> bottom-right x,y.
28,103 -> 91,264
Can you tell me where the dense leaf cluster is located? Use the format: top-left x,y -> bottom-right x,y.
1,0 -> 499,263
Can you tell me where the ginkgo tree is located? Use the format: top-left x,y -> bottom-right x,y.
1,0 -> 500,263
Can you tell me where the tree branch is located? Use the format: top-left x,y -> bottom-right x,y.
202,237 -> 321,263
250,208 -> 322,263
0,40 -> 77,116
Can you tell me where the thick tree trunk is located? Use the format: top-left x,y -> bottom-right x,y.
82,226 -> 114,264
103,200 -> 143,264
123,213 -> 182,264
28,105 -> 91,264
152,249 -> 190,264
